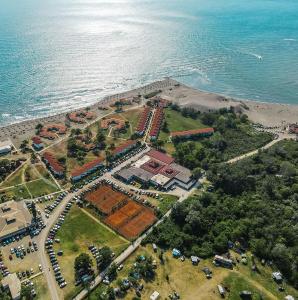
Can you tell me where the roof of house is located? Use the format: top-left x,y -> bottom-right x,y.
32,136 -> 42,144
140,159 -> 166,175
136,107 -> 151,132
71,157 -> 104,177
171,127 -> 214,137
39,124 -> 67,139
147,149 -> 174,165
111,140 -> 137,156
170,163 -> 193,183
43,152 -> 64,173
101,117 -> 125,130
151,173 -> 171,186
0,201 -> 32,239
132,155 -> 151,168
1,273 -> 21,299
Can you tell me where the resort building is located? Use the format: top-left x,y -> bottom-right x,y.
70,157 -> 105,182
0,200 -> 32,242
39,124 -> 67,140
149,108 -> 164,140
42,152 -> 64,178
101,117 -> 125,130
115,149 -> 196,191
288,123 -> 298,134
1,273 -> 21,300
0,140 -> 12,155
135,107 -> 152,136
31,136 -> 44,151
68,110 -> 95,123
171,127 -> 214,140
111,140 -> 138,159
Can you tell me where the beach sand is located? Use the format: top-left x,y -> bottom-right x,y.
0,78 -> 297,148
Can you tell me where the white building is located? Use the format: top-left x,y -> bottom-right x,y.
0,140 -> 12,155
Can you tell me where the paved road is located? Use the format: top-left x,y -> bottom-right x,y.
36,146 -> 150,300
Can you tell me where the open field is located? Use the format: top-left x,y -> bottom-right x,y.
90,246 -> 298,300
119,108 -> 142,132
0,184 -> 31,200
33,274 -> 51,300
26,178 -> 60,197
0,163 -> 26,188
53,205 -> 129,299
147,193 -> 178,214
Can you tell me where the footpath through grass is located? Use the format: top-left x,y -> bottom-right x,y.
53,205 -> 129,300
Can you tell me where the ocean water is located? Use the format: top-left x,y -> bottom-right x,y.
1,0 -> 298,126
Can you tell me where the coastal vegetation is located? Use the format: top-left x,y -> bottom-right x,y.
159,105 -> 273,169
146,140 -> 298,288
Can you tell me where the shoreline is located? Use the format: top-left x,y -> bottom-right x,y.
0,78 -> 297,147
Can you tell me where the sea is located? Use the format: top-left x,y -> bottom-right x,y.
1,0 -> 298,126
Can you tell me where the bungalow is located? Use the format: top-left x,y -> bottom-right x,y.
31,136 -> 43,151
111,140 -> 138,159
171,127 -> 214,140
213,255 -> 233,269
149,108 -> 164,140
71,157 -> 105,182
135,107 -> 152,136
42,152 -> 64,178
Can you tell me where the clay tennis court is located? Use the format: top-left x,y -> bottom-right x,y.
118,208 -> 157,240
104,200 -> 143,229
84,184 -> 128,215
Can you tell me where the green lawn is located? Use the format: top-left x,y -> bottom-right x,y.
158,194 -> 179,214
164,108 -> 207,133
26,178 -> 60,197
120,108 -> 142,132
53,206 -> 129,300
0,164 -> 26,188
0,184 -> 31,200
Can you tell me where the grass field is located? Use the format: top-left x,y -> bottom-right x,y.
120,108 -> 142,132
0,184 -> 31,200
26,178 -> 60,197
90,246 -> 298,300
158,108 -> 207,154
53,206 -> 130,300
0,163 -> 26,188
147,194 -> 178,215
33,275 -> 52,300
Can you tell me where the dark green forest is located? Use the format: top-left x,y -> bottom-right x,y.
146,140 -> 298,287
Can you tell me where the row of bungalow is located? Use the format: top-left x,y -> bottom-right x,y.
70,157 -> 105,182
39,124 -> 67,140
42,152 -> 64,178
171,127 -> 214,141
111,140 -> 138,159
149,108 -> 164,140
135,107 -> 152,136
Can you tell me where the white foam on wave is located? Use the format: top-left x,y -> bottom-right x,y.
283,38 -> 296,41
2,113 -> 11,118
247,52 -> 263,60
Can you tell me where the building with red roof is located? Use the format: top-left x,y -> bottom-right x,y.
289,124 -> 298,134
42,152 -> 64,178
135,107 -> 152,136
31,136 -> 44,151
70,157 -> 105,182
111,140 -> 138,159
171,127 -> 214,139
146,149 -> 174,164
149,107 -> 164,140
39,124 -> 67,140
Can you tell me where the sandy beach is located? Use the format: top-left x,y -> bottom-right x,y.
0,78 -> 297,148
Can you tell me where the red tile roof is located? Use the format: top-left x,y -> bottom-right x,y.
71,157 -> 104,177
136,107 -> 151,133
140,159 -> 165,175
39,124 -> 67,139
112,140 -> 137,156
147,149 -> 174,165
43,152 -> 64,174
149,108 -> 164,138
32,136 -> 42,144
171,127 -> 214,137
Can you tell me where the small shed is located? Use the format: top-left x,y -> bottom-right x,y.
191,256 -> 200,265
150,291 -> 160,300
172,248 -> 181,258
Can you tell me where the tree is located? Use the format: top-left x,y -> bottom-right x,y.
31,202 -> 37,222
192,167 -> 202,180
97,246 -> 113,270
74,253 -> 93,280
21,285 -> 33,300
